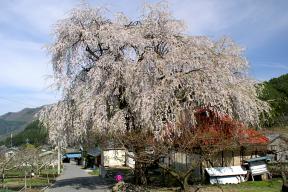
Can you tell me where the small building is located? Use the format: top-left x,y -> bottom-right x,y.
266,134 -> 288,163
0,145 -> 8,154
163,129 -> 269,170
243,156 -> 272,181
85,147 -> 127,168
4,147 -> 18,159
86,147 -> 102,167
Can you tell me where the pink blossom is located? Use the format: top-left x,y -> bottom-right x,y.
115,174 -> 123,182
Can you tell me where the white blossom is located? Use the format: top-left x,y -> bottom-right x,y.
39,2 -> 269,144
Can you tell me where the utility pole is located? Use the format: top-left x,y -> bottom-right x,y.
57,141 -> 61,175
10,133 -> 13,148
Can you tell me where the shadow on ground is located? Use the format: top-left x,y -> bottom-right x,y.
50,176 -> 114,190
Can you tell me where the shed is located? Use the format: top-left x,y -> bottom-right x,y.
205,166 -> 247,184
244,156 -> 271,181
86,147 -> 102,167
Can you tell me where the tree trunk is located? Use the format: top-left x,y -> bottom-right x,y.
134,160 -> 148,185
158,163 -> 194,191
30,173 -> 32,189
282,170 -> 288,192
282,170 -> 287,184
182,175 -> 190,192
2,171 -> 4,189
47,172 -> 50,184
24,172 -> 27,191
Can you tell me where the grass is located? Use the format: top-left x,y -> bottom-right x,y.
148,178 -> 283,192
1,176 -> 55,191
4,177 -> 53,186
5,167 -> 58,178
221,178 -> 282,192
89,168 -> 100,176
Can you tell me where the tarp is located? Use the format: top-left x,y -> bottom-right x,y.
64,152 -> 81,159
209,175 -> 245,184
205,166 -> 247,184
205,166 -> 247,176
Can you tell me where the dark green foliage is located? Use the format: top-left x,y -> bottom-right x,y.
259,74 -> 288,127
0,120 -> 25,135
3,120 -> 48,147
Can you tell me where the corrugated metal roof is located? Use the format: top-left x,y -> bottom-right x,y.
87,147 -> 101,157
205,166 -> 247,177
244,156 -> 271,163
209,175 -> 246,184
39,151 -> 54,157
205,166 -> 247,184
64,152 -> 82,158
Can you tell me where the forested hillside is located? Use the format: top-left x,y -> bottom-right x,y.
1,120 -> 48,146
0,107 -> 42,140
260,73 -> 288,127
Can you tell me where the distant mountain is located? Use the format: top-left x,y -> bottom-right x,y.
0,107 -> 42,141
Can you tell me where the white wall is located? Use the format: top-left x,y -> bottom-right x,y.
126,151 -> 135,168
103,149 -> 125,167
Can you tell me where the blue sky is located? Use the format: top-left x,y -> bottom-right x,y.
0,0 -> 287,115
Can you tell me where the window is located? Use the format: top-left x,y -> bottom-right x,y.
270,145 -> 277,151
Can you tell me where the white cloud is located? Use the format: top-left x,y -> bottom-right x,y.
0,36 -> 53,90
169,0 -> 288,48
0,0 -> 80,36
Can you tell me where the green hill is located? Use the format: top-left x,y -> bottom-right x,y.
1,120 -> 48,147
0,107 -> 42,140
260,73 -> 288,127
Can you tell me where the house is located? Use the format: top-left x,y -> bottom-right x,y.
0,145 -> 8,154
162,128 -> 269,169
266,133 -> 288,163
4,147 -> 18,159
160,127 -> 269,184
85,147 -> 127,168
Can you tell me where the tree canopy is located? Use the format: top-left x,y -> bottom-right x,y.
259,73 -> 288,127
39,2 -> 269,146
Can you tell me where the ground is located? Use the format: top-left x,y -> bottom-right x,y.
45,162 -> 114,192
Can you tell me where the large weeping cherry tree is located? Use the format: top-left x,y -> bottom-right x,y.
39,2 -> 269,186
